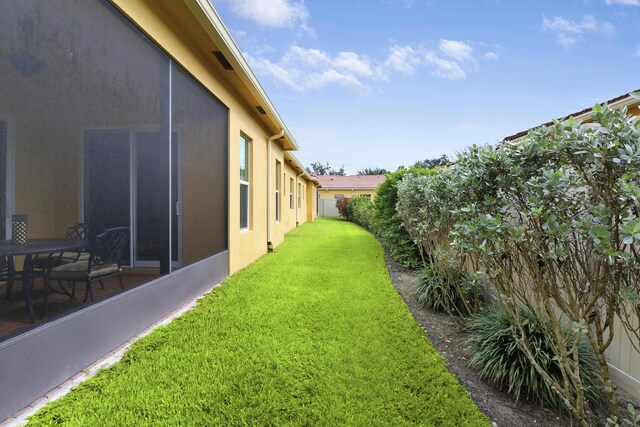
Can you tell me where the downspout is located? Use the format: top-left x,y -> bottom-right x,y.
267,129 -> 284,252
296,172 -> 303,226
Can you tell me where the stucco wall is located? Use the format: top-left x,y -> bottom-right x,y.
109,0 -> 323,273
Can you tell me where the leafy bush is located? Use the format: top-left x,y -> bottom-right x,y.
416,262 -> 483,317
397,167 -> 484,318
451,104 -> 640,422
391,102 -> 640,423
335,197 -> 352,220
372,166 -> 433,268
466,307 -> 602,409
348,196 -> 375,230
397,167 -> 463,263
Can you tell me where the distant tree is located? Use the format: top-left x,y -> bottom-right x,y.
413,154 -> 450,169
357,167 -> 388,175
308,161 -> 346,176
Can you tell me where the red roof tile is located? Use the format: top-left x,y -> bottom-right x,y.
316,175 -> 385,190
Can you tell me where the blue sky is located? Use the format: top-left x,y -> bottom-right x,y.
211,0 -> 640,174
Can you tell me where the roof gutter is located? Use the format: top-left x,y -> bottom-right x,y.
267,129 -> 284,252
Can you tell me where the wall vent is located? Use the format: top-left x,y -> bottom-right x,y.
256,106 -> 267,115
212,51 -> 233,70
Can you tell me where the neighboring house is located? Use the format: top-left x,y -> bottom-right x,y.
0,0 -> 318,421
317,174 -> 385,200
316,175 -> 385,217
502,90 -> 640,400
503,90 -> 640,142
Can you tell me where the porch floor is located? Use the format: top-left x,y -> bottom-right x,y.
0,273 -> 155,342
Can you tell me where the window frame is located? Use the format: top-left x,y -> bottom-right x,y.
239,134 -> 250,231
289,177 -> 294,210
275,160 -> 281,223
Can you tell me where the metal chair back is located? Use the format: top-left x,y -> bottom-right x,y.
91,227 -> 129,269
66,223 -> 106,246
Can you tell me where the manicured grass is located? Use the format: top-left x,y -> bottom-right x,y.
28,218 -> 489,426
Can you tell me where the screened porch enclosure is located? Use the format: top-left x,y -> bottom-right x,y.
0,0 -> 228,337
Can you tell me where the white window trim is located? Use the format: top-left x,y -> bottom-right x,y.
275,161 -> 281,223
289,178 -> 294,210
240,136 -> 250,231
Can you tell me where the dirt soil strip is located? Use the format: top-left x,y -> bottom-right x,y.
383,249 -> 570,427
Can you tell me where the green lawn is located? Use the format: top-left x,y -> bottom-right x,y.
28,217 -> 489,426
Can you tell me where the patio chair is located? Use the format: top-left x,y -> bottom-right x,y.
44,227 -> 129,304
32,223 -> 106,272
1,255 -> 23,303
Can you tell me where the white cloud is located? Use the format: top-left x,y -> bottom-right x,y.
245,45 -> 383,93
335,52 -> 384,79
246,38 -> 496,92
542,15 -> 615,48
225,0 -> 309,30
284,46 -> 331,68
439,40 -> 473,62
231,29 -> 247,39
424,52 -> 466,80
482,51 -> 499,61
306,69 -> 368,90
384,40 -> 493,80
605,0 -> 640,5
244,52 -> 303,91
385,45 -> 421,74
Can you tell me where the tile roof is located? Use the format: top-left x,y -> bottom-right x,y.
316,175 -> 385,190
503,90 -> 640,142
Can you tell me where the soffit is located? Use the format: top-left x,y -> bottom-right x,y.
109,0 -> 297,151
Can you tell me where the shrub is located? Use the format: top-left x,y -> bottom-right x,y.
335,197 -> 352,220
348,196 -> 374,230
397,167 -> 462,263
466,307 -> 602,409
415,262 -> 483,317
372,166 -> 433,268
452,104 -> 640,422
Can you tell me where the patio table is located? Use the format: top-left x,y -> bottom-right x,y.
0,239 -> 89,322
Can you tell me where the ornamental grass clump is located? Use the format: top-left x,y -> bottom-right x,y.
416,262 -> 483,318
466,307 -> 602,409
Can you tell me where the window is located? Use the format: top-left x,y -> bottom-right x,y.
297,182 -> 301,208
289,178 -> 294,209
240,135 -> 250,230
275,160 -> 281,222
334,194 -> 344,199
360,194 -> 372,199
